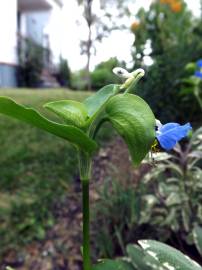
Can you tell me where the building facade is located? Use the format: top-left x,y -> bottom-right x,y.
0,0 -> 63,87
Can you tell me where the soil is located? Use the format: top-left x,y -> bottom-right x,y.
0,137 -> 149,270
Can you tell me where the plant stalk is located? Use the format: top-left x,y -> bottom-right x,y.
78,151 -> 92,270
82,180 -> 91,270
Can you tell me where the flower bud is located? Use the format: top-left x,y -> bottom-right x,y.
113,67 -> 132,79
131,21 -> 140,32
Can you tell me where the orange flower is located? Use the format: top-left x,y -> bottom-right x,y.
159,0 -> 170,3
160,0 -> 176,4
170,1 -> 182,12
159,0 -> 182,13
169,0 -> 178,4
131,21 -> 140,32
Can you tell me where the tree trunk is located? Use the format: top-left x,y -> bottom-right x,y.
85,0 -> 93,91
86,24 -> 92,91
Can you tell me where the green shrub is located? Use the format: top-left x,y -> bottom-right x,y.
71,69 -> 89,91
179,62 -> 202,112
140,127 -> 202,250
92,175 -> 148,258
71,58 -> 124,91
56,57 -> 71,87
17,39 -> 44,87
90,58 -> 124,90
132,1 -> 202,125
93,127 -> 202,259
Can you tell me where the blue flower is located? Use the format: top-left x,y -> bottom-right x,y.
195,70 -> 202,79
156,122 -> 192,151
197,59 -> 202,68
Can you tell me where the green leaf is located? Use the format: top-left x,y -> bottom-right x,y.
193,226 -> 202,256
92,260 -> 120,270
105,94 -> 155,165
116,259 -> 135,270
127,244 -> 151,270
179,87 -> 194,96
185,63 -> 196,73
44,100 -> 88,128
182,205 -> 191,232
165,192 -> 182,206
127,244 -> 163,270
162,208 -> 178,229
84,84 -> 120,121
181,77 -> 198,86
92,259 -> 134,270
139,240 -> 202,270
0,97 -> 97,154
196,205 -> 202,221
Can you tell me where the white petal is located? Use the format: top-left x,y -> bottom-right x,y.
131,68 -> 145,77
112,67 -> 132,79
155,119 -> 163,128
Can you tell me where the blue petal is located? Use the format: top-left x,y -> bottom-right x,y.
197,59 -> 202,68
157,135 -> 177,150
195,71 -> 202,79
157,123 -> 192,150
160,123 -> 180,133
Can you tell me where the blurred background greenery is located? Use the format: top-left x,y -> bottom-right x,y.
0,0 -> 202,269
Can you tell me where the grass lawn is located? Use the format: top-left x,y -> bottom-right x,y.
0,89 -> 92,250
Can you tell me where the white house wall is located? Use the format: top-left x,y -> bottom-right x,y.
44,1 -> 63,64
21,11 -> 51,45
20,13 -> 27,37
0,0 -> 63,87
19,2 -> 62,64
0,0 -> 18,87
0,0 -> 18,65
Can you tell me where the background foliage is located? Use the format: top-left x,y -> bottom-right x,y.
17,39 -> 44,88
131,0 -> 202,124
56,58 -> 72,87
93,127 -> 202,262
90,58 -> 123,90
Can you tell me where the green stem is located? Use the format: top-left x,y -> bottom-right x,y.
92,117 -> 108,140
78,151 -> 92,270
194,93 -> 202,111
125,71 -> 145,94
82,181 -> 91,270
